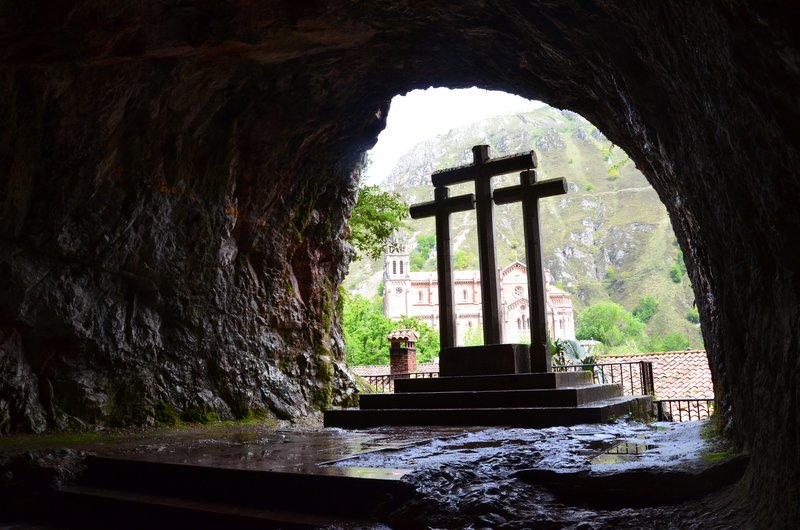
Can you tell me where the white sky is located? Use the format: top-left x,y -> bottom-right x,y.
364,87 -> 546,185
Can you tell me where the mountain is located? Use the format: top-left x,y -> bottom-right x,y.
345,106 -> 702,348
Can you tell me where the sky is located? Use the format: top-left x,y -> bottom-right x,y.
364,87 -> 546,185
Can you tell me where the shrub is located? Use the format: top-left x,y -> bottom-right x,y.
633,296 -> 659,323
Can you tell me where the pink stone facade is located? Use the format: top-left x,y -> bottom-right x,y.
382,249 -> 575,346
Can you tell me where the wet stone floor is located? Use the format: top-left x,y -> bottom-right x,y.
1,419 -> 745,529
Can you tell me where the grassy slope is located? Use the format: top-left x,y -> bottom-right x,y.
345,106 -> 703,348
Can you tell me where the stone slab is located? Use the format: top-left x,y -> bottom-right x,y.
359,384 -> 622,410
393,371 -> 593,393
439,343 -> 530,376
324,396 -> 652,429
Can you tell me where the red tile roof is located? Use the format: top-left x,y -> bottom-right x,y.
350,362 -> 439,377
603,350 -> 714,399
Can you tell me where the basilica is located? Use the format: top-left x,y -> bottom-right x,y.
382,248 -> 575,345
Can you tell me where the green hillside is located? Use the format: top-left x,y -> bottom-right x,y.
345,106 -> 703,350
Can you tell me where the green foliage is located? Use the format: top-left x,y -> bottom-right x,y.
602,143 -> 614,161
670,264 -> 682,283
453,250 -> 474,270
181,406 -> 220,424
551,338 -> 595,367
410,234 -> 436,271
576,302 -> 646,347
605,267 -> 618,281
396,316 -> 440,362
342,292 -> 440,364
648,332 -> 691,351
236,408 -> 277,426
670,250 -> 687,283
154,402 -> 181,427
463,325 -> 484,346
687,307 -> 700,324
585,183 -> 595,192
348,186 -> 408,260
342,293 -> 395,365
633,295 -> 659,323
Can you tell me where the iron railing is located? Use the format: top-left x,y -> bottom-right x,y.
360,371 -> 438,393
654,398 -> 715,422
357,364 -> 715,422
553,361 -> 655,396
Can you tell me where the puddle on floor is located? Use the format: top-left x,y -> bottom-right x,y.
591,441 -> 660,465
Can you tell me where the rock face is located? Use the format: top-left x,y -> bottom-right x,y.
0,1 -> 798,525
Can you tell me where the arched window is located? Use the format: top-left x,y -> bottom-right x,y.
517,318 -> 521,330
418,291 -> 423,302
462,289 -> 468,301
399,261 -> 404,274
392,260 -> 396,274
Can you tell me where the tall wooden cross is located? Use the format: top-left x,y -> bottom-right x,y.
430,145 -> 536,344
409,187 -> 475,349
494,167 -> 568,372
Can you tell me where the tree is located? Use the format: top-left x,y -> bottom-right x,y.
576,302 -> 646,347
650,333 -> 690,351
463,325 -> 484,346
348,186 -> 408,260
687,307 -> 700,324
632,296 -> 659,323
453,250 -> 474,270
342,293 -> 441,365
397,316 -> 440,362
410,234 -> 436,271
342,294 -> 394,365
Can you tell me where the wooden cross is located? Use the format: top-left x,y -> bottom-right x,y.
431,145 -> 536,344
409,187 -> 475,350
494,167 -> 568,372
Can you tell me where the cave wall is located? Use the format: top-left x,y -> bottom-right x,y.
1,0 -> 798,524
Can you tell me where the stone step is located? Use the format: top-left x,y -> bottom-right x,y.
393,370 -> 593,393
70,456 -> 411,519
324,396 -> 651,429
359,384 -> 622,410
57,484 -> 372,530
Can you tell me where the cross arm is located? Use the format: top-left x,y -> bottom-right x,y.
493,177 -> 568,205
409,192 -> 476,219
431,151 -> 538,187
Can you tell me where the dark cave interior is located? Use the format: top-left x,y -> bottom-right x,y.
1,1 -> 798,525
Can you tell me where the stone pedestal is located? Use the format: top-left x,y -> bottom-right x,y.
439,344 -> 531,376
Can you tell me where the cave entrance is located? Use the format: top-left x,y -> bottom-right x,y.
344,87 -> 709,406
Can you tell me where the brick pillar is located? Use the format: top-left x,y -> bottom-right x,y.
388,329 -> 419,376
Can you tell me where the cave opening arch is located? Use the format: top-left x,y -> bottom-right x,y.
350,87 -> 704,358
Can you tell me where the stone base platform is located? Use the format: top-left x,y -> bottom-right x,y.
325,370 -> 652,429
440,343 -> 531,376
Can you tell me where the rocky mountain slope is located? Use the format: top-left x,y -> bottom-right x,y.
346,106 -> 702,347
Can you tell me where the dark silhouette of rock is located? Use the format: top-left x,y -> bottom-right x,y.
0,2 -> 798,525
513,454 -> 750,508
